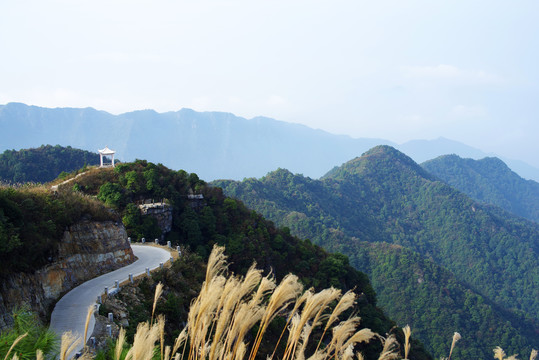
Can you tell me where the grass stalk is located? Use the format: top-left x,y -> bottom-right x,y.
3,333 -> 28,360
403,325 -> 411,360
448,332 -> 461,360
115,327 -> 126,360
83,304 -> 95,351
151,283 -> 164,326
59,331 -> 82,360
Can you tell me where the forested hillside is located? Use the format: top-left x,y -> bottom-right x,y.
212,145 -> 539,359
47,161 -> 430,360
0,145 -> 99,183
0,184 -> 114,277
422,154 -> 539,223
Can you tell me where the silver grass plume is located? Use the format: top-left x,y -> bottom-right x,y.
494,347 -> 507,360
115,327 -> 126,360
448,332 -> 461,360
403,325 -> 411,360
377,335 -> 400,360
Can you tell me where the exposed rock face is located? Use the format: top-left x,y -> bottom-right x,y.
139,202 -> 173,238
0,220 -> 134,329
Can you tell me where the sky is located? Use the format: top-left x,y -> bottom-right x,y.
1,0 -> 539,167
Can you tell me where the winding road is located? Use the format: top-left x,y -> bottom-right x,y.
49,244 -> 172,355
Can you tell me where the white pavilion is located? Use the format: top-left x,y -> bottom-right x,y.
98,146 -> 116,168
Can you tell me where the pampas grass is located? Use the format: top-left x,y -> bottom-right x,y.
494,346 -> 507,360
316,290 -> 356,353
83,304 -> 95,351
377,335 -> 400,360
8,244 -> 539,360
115,327 -> 126,360
402,326 -> 411,360
2,333 -> 27,360
124,321 -> 160,360
493,346 -> 536,360
151,282 -> 164,325
59,331 -> 82,360
447,332 -> 461,360
249,274 -> 304,360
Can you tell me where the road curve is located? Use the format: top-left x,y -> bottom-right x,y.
49,244 -> 172,354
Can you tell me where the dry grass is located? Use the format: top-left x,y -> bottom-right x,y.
3,333 -> 28,360
59,331 -> 82,360
151,283 -> 164,325
493,346 -> 539,360
402,326 -> 411,360
83,304 -> 95,350
115,327 -> 126,360
88,246 -> 539,360
447,332 -> 461,360
180,245 -> 380,360
377,335 -> 400,360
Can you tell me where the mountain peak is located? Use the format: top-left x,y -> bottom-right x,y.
323,145 -> 435,182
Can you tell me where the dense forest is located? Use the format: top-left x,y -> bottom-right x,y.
0,161 -> 431,360
422,154 -> 539,223
212,145 -> 539,359
0,145 -> 100,183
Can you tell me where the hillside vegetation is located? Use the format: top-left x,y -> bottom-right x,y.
0,184 -> 115,277
212,145 -> 539,359
0,145 -> 99,184
422,154 -> 539,223
54,160 -> 430,360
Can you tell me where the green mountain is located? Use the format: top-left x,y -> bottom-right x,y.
212,145 -> 539,359
422,154 -> 539,223
40,160 -> 430,360
0,145 -> 99,183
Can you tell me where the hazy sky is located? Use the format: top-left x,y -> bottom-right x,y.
1,1 -> 538,166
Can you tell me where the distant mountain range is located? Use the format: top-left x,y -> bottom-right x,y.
2,102 -> 539,182
213,146 -> 539,359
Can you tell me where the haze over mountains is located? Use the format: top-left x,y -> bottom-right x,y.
2,102 -> 539,182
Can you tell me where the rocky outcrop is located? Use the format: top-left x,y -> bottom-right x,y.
139,202 -> 173,239
0,220 -> 134,329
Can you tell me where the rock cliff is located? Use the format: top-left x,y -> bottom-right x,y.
0,220 -> 134,329
138,202 -> 173,240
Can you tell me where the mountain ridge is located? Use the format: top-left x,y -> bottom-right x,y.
3,102 -> 539,181
422,154 -> 539,223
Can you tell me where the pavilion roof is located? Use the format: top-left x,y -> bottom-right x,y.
98,146 -> 115,155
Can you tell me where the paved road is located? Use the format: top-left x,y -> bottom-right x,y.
49,245 -> 172,355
